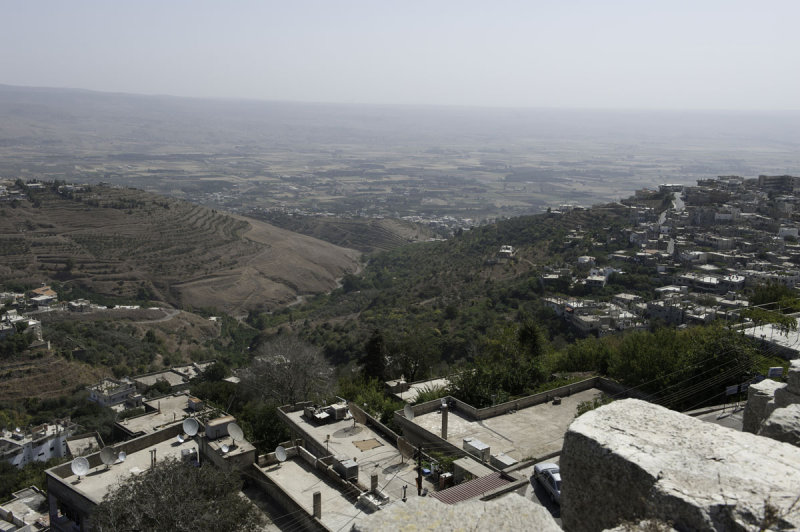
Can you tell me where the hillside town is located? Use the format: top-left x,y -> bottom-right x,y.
2,175 -> 800,530
537,175 -> 800,356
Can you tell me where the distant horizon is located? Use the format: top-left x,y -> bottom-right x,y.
2,2 -> 798,112
2,82 -> 799,114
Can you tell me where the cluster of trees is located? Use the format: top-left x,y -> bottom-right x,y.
556,324 -> 766,410
92,457 -> 260,532
0,328 -> 33,358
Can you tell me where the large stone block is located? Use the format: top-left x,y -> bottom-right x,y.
758,404 -> 800,446
742,379 -> 785,433
561,399 -> 800,532
786,359 -> 800,395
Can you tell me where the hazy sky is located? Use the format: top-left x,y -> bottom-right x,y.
2,1 -> 798,110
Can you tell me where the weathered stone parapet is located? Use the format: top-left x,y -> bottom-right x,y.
758,404 -> 800,446
352,493 -> 561,532
743,379 -> 785,433
561,399 -> 800,532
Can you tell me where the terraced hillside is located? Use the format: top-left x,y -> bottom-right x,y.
248,212 -> 434,253
0,183 -> 360,313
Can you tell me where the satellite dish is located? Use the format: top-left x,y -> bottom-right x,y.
71,457 -> 90,478
228,423 -> 244,444
275,446 -> 287,462
221,444 -> 230,454
403,404 -> 415,421
177,434 -> 185,443
349,403 -> 367,425
182,418 -> 199,437
397,437 -> 414,461
117,451 -> 127,463
100,447 -> 117,467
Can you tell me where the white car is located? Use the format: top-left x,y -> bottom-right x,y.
532,462 -> 561,504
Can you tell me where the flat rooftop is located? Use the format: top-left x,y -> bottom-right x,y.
134,370 -> 186,388
395,377 -> 450,403
259,458 -> 363,531
117,394 -> 194,435
285,410 -> 434,502
0,487 -> 49,530
54,432 -> 196,504
412,388 -> 602,462
66,435 -> 102,457
744,323 -> 800,355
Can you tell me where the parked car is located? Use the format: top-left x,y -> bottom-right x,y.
532,462 -> 561,504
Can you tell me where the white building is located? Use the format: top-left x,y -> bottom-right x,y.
0,421 -> 76,468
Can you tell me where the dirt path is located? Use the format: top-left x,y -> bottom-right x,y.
135,308 -> 181,324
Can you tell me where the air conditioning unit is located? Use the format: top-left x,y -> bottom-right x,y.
334,458 -> 359,481
463,437 -> 490,462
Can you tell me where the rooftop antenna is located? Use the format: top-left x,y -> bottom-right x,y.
275,446 -> 287,464
228,422 -> 244,449
70,457 -> 90,481
221,444 -> 230,454
100,447 -> 118,470
116,451 -> 127,464
176,434 -> 185,444
403,404 -> 415,421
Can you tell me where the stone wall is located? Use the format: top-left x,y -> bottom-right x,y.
561,399 -> 800,532
352,493 -> 561,532
742,360 -> 800,445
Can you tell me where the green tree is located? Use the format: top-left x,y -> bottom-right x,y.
361,329 -> 387,380
91,457 -> 261,532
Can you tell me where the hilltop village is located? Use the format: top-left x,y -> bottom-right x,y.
2,175 -> 800,530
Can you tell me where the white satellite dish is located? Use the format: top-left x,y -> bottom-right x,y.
221,444 -> 230,454
177,434 -> 185,443
183,418 -> 199,437
116,451 -> 127,463
403,404 -> 415,421
397,437 -> 414,462
100,447 -> 117,468
275,446 -> 287,462
71,457 -> 90,479
228,422 -> 244,446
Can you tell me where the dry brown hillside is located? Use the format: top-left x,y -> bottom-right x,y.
0,183 -> 360,313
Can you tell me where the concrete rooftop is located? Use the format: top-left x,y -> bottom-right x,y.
412,388 -> 602,462
56,433 -> 197,504
117,393 -> 194,435
285,410 -> 434,502
259,458 -> 364,531
395,377 -> 450,404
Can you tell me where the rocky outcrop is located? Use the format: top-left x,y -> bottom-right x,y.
561,399 -> 800,532
742,378 -> 785,433
743,361 -> 800,444
351,493 -> 560,532
758,404 -> 800,446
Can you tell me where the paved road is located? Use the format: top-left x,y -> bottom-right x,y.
515,461 -> 563,528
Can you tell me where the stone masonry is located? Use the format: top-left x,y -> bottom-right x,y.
561,399 -> 800,532
743,359 -> 800,444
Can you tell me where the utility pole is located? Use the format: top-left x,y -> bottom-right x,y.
415,444 -> 423,496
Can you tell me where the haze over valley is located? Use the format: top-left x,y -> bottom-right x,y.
2,85 -> 799,227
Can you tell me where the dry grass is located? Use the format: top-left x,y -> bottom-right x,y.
0,186 -> 360,314
0,350 -> 107,402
